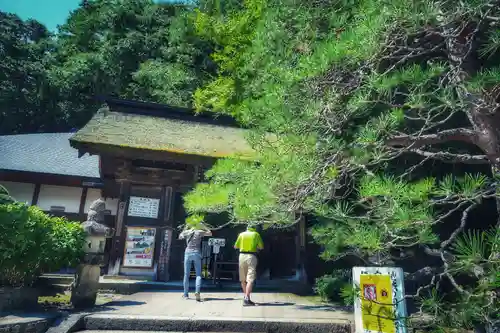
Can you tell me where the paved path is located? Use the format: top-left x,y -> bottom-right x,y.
95,291 -> 352,323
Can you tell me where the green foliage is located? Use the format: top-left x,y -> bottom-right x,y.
339,283 -> 356,306
0,202 -> 86,287
129,60 -> 199,106
479,30 -> 500,58
187,0 -> 500,329
0,185 -> 14,204
0,1 -> 213,135
185,213 -> 205,228
0,12 -> 54,134
314,269 -> 352,303
419,228 -> 499,328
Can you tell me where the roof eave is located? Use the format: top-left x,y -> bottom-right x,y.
69,136 -> 88,158
68,138 -> 255,166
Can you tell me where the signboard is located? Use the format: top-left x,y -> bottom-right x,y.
123,227 -> 156,268
353,267 -> 408,333
208,238 -> 226,247
127,196 -> 160,219
208,238 -> 225,254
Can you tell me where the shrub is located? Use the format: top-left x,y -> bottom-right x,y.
0,202 -> 86,287
314,269 -> 353,303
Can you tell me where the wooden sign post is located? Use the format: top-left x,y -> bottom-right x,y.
208,238 -> 226,284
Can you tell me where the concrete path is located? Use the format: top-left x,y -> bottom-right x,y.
94,291 -> 352,322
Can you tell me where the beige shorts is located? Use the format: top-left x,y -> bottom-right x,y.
239,253 -> 258,283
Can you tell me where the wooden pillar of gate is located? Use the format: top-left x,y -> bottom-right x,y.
157,186 -> 175,282
107,180 -> 130,276
295,215 -> 308,283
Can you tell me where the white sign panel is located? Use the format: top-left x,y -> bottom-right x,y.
353,267 -> 408,333
128,196 -> 160,219
208,238 -> 226,247
123,227 -> 156,268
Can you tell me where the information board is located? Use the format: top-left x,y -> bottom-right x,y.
353,267 -> 408,333
208,238 -> 226,247
128,196 -> 160,219
123,227 -> 156,268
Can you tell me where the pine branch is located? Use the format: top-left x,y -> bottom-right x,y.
440,202 -> 479,249
409,149 -> 489,164
386,128 -> 477,149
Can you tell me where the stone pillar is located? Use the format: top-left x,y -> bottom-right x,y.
71,198 -> 113,309
70,264 -> 101,309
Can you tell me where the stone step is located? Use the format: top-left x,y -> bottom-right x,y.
39,283 -> 72,294
80,331 -> 260,333
38,274 -> 74,286
0,313 -> 59,333
81,314 -> 351,333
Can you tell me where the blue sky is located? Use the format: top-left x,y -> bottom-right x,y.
0,0 -> 82,31
0,0 -> 173,32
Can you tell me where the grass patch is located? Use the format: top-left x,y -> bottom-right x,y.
38,293 -> 70,305
38,292 -> 122,308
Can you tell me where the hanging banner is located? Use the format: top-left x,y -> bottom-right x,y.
353,267 -> 408,333
123,227 -> 156,268
128,196 -> 160,219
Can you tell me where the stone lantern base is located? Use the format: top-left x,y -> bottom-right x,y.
70,263 -> 101,309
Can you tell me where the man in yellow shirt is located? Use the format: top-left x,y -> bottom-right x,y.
234,224 -> 264,306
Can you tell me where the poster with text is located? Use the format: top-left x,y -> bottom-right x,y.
353,267 -> 408,333
123,227 -> 156,268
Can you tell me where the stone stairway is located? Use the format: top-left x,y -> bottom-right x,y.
37,274 -> 74,293
80,331 -> 263,333
48,292 -> 353,333
67,313 -> 350,333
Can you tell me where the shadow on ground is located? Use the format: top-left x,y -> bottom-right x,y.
202,297 -> 236,301
295,304 -> 353,312
89,300 -> 147,312
256,302 -> 295,307
102,300 -> 147,307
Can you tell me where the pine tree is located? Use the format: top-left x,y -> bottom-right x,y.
185,0 -> 500,329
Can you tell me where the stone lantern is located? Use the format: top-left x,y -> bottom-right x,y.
70,198 -> 115,309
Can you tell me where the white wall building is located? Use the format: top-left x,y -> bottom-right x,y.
0,133 -> 118,220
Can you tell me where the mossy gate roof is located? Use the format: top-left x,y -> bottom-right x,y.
70,110 -> 255,158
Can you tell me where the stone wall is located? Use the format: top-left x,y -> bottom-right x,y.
0,317 -> 53,333
0,287 -> 39,312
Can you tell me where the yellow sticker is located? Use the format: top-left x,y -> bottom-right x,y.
360,274 -> 395,333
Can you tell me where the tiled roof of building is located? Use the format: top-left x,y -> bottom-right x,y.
0,133 -> 100,178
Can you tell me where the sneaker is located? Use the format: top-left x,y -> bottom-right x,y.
182,294 -> 189,299
243,299 -> 256,306
195,293 -> 201,302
